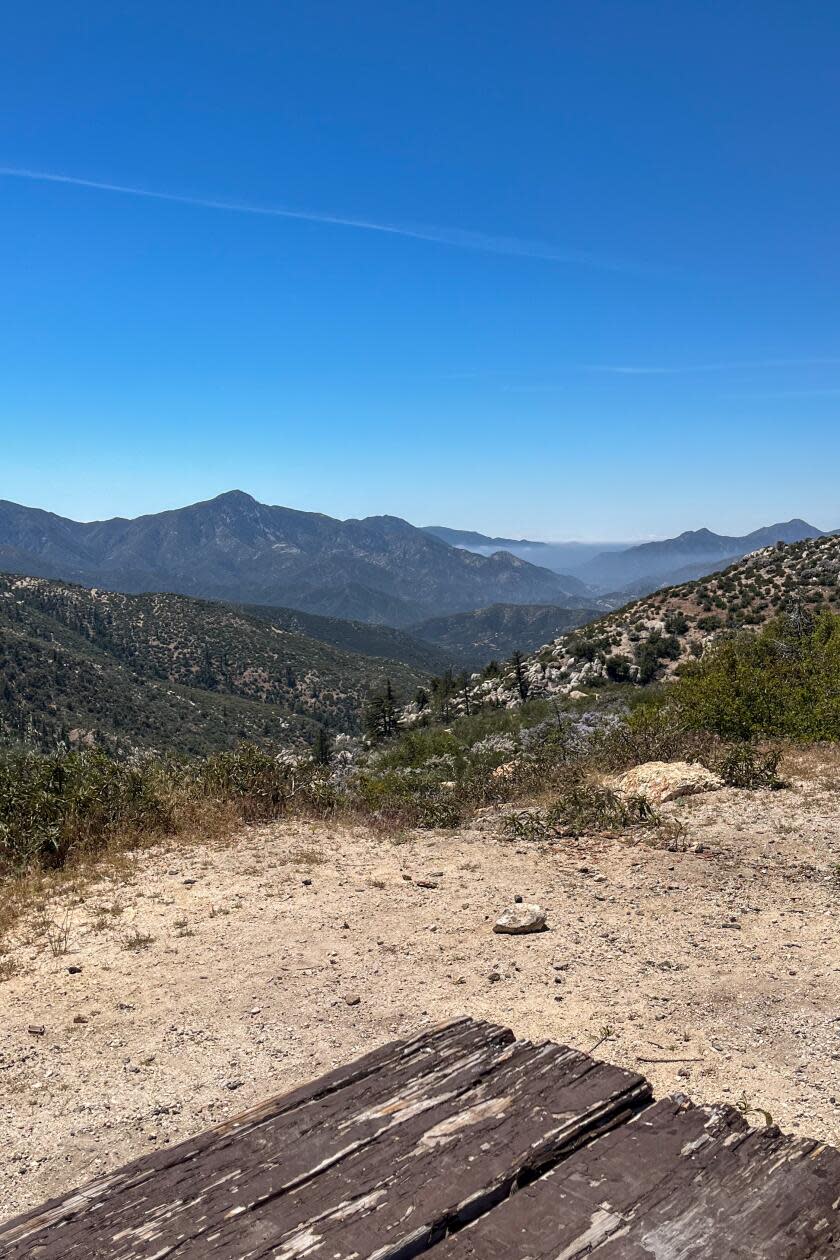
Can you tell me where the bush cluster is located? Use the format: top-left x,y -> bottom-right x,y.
0,745 -> 315,875
660,608 -> 840,742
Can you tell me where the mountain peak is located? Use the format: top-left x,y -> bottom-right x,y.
210,490 -> 257,506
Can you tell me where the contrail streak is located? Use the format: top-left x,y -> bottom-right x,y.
0,165 -> 631,269
583,358 -> 840,374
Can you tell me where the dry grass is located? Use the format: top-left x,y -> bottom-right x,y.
288,845 -> 326,867
121,928 -> 155,951
780,742 -> 840,792
0,801 -> 241,952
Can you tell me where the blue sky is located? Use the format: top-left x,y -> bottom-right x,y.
1,1 -> 838,539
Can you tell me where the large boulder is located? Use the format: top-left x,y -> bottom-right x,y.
615,760 -> 723,805
493,903 -> 547,934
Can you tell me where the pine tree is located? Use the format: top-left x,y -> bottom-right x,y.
312,725 -> 332,765
363,679 -> 399,742
511,650 -> 529,701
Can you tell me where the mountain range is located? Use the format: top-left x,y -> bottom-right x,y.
422,526 -> 627,576
578,520 -> 829,591
2,494 -> 837,757
0,493 -> 590,627
426,519 -> 832,596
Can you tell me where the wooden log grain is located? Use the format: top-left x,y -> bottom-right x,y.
8,1021 -> 836,1260
437,1095 -> 840,1259
0,1018 -> 648,1259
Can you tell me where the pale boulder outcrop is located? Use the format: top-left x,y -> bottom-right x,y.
615,760 -> 723,805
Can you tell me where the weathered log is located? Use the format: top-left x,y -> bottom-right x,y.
6,1021 -> 838,1260
0,1018 -> 648,1259
438,1095 -> 840,1258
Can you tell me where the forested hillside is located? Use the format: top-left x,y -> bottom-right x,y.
0,574 -> 429,754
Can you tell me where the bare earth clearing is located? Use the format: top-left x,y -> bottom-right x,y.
2,749 -> 839,1220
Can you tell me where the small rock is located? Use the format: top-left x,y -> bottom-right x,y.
302,878 -> 312,886
27,1025 -> 46,1037
514,894 -> 523,904
493,904 -> 547,935
416,879 -> 438,889
345,995 -> 361,1006
182,878 -> 197,886
67,965 -> 83,974
73,1015 -> 88,1025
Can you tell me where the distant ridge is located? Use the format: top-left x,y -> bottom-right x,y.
410,602 -> 602,669
448,532 -> 840,713
581,519 -> 826,592
422,525 -> 627,578
0,493 -> 591,627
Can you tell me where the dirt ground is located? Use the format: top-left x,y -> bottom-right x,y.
2,750 -> 840,1221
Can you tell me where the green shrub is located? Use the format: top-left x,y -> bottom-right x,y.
0,749 -> 181,870
0,744 -> 306,875
502,773 -> 660,841
605,653 -> 632,682
664,609 -> 840,741
351,770 -> 462,829
196,745 -> 303,820
546,780 -> 659,835
712,744 -> 784,790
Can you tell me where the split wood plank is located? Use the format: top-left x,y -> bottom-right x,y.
0,1019 -> 649,1260
0,1017 -> 511,1255
437,1095 -> 840,1259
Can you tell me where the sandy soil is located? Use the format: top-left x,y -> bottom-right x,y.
2,756 -> 840,1220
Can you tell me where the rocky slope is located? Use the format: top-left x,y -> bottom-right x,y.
0,494 -> 591,627
0,574 -> 432,754
449,533 -> 840,710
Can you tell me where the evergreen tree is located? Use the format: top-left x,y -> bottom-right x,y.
511,650 -> 529,701
363,678 -> 399,742
431,668 -> 456,720
312,725 -> 332,765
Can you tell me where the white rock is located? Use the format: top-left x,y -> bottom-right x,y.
493,904 -> 547,934
614,760 -> 723,805
490,761 -> 518,781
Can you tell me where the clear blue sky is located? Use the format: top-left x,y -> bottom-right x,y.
1,2 -> 838,539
